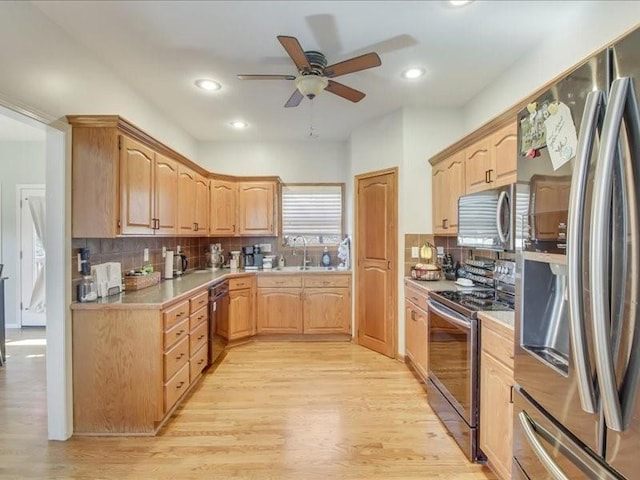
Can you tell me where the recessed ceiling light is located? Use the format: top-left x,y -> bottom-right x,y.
449,0 -> 473,6
402,68 -> 426,79
195,79 -> 222,91
229,121 -> 248,129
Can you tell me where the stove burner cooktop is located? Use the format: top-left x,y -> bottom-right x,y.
430,289 -> 513,318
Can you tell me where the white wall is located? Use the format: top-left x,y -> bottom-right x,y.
0,1 -> 198,160
402,107 -> 465,234
197,140 -> 349,183
0,141 -> 46,328
464,4 -> 640,133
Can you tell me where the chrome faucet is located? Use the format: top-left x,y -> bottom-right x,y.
292,236 -> 308,269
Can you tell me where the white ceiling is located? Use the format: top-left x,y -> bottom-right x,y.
32,0 -> 589,142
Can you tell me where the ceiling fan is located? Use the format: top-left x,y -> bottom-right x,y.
237,35 -> 382,108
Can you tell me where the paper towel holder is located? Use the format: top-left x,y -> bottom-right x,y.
164,250 -> 175,279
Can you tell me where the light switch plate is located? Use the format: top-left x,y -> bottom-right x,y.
162,246 -> 166,258
260,243 -> 272,253
411,246 -> 419,258
436,246 -> 445,255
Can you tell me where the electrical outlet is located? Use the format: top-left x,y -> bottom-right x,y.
260,243 -> 272,253
143,248 -> 149,262
411,246 -> 419,259
162,246 -> 167,258
77,253 -> 82,272
436,246 -> 445,255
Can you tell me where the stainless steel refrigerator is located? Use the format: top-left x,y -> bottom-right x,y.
513,26 -> 640,480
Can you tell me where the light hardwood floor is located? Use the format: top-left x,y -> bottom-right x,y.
1,330 -> 495,479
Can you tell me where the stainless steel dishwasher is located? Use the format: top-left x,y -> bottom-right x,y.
208,280 -> 229,365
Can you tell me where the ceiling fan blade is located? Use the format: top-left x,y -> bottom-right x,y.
325,80 -> 366,103
284,89 -> 304,108
237,74 -> 296,80
277,36 -> 311,72
324,52 -> 381,78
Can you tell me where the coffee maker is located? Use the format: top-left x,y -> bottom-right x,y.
242,246 -> 255,269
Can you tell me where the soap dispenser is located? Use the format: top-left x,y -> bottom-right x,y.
322,247 -> 331,267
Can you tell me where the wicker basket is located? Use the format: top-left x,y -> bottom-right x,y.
410,265 -> 441,281
124,271 -> 161,291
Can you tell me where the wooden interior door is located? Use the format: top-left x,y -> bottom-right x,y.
355,168 -> 397,358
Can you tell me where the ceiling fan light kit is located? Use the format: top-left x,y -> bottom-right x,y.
295,75 -> 329,99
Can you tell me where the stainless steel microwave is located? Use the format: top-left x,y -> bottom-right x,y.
457,184 -> 529,252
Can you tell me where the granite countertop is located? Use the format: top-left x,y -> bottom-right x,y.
72,267 -> 352,310
478,310 -> 515,331
404,277 -> 458,293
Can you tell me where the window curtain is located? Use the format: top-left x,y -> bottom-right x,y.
27,196 -> 46,313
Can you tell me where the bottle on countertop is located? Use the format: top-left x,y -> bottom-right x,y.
278,254 -> 285,267
322,247 -> 331,267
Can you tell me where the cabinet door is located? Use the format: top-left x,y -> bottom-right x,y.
445,151 -> 465,232
480,350 -> 514,480
414,306 -> 428,380
210,179 -> 237,236
120,135 -> 155,235
229,289 -> 253,340
465,138 -> 491,194
405,303 -> 417,363
303,287 -> 351,334
432,163 -> 447,234
194,174 -> 210,234
177,165 -> 196,235
256,288 -> 302,334
491,122 -> 517,188
154,153 -> 178,235
238,182 -> 275,236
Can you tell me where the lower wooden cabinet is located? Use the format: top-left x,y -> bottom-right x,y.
404,282 -> 428,381
72,287 -> 210,435
256,274 -> 351,335
479,315 -> 515,480
303,288 -> 350,334
225,276 -> 256,340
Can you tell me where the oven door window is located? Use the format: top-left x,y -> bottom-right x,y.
428,304 -> 474,424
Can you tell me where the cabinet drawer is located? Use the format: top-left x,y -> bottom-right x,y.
405,286 -> 428,311
190,320 -> 208,353
190,290 -> 209,314
190,343 -> 208,383
164,362 -> 190,412
229,276 -> 254,290
303,275 -> 350,288
257,275 -> 302,288
164,317 -> 189,350
481,323 -> 514,369
164,335 -> 189,381
189,305 -> 208,330
163,300 -> 189,330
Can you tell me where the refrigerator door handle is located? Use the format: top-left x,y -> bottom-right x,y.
567,89 -> 604,414
518,412 -> 570,480
590,77 -> 633,432
617,76 -> 640,429
496,190 -> 509,244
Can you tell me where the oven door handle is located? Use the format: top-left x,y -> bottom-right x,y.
518,412 -> 570,480
427,300 -> 471,330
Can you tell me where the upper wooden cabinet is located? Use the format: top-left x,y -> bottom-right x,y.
177,164 -> 196,236
237,181 -> 277,236
432,150 -> 465,235
210,178 -> 237,236
120,136 -> 179,236
194,174 -> 210,234
465,137 -> 492,194
69,116 -> 205,238
465,121 -> 517,193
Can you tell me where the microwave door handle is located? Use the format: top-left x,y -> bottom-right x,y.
427,300 -> 471,330
567,89 -> 604,414
591,77 -> 632,432
518,412 -> 570,480
496,190 -> 508,244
